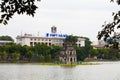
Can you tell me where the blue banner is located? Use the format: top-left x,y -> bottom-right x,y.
46,33 -> 67,38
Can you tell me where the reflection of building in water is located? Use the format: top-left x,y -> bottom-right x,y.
59,44 -> 77,64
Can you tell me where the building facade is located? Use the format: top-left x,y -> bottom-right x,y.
16,34 -> 85,47
16,33 -> 64,46
59,44 -> 77,64
91,40 -> 107,49
0,41 -> 13,46
16,27 -> 85,47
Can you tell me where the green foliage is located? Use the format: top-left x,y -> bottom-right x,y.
7,43 -> 22,53
0,39 -> 119,62
117,52 -> 120,58
110,0 -> 120,5
98,0 -> 120,49
75,36 -> 120,61
45,54 -> 52,62
11,52 -> 20,61
76,47 -> 86,61
38,55 -> 45,62
20,45 -> 31,57
50,45 -> 62,61
26,51 -> 34,61
89,49 -> 99,57
0,0 -> 40,25
108,49 -> 119,60
0,51 -> 7,61
74,37 -> 92,61
64,35 -> 78,45
33,43 -> 51,56
0,36 -> 14,41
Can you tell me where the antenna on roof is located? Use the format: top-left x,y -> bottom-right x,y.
37,31 -> 39,36
21,30 -> 23,36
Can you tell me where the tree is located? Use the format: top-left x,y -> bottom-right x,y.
79,37 -> 93,58
97,0 -> 120,49
89,49 -> 99,57
50,45 -> 61,61
45,54 -> 51,62
0,36 -> 14,41
0,0 -> 40,25
75,47 -> 87,61
33,43 -> 51,56
26,50 -> 34,61
0,51 -> 7,61
7,43 -> 22,54
64,35 -> 78,45
11,52 -> 20,62
38,55 -> 44,62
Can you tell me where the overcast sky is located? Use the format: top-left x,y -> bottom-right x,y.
0,0 -> 119,41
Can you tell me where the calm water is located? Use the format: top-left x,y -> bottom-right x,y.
0,62 -> 120,80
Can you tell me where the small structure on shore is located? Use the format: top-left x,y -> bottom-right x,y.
59,44 -> 77,64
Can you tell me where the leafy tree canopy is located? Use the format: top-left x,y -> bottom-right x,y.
0,35 -> 14,41
98,0 -> 120,41
64,35 -> 78,45
97,0 -> 120,49
0,0 -> 40,25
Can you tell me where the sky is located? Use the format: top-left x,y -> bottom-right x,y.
0,0 -> 119,41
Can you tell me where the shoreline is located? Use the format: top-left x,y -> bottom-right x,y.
0,61 -> 120,66
0,62 -> 98,66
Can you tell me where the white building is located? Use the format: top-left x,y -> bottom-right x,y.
16,27 -> 85,47
0,40 -> 13,46
16,34 -> 85,47
91,40 -> 107,49
16,34 -> 64,46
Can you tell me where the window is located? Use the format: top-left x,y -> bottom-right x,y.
30,42 -> 33,46
79,44 -> 81,47
19,39 -> 22,41
34,42 -> 37,45
49,43 -> 51,46
70,51 -> 72,56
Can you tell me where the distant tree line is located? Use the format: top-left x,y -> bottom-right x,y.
0,36 -> 14,41
0,43 -> 61,62
0,35 -> 119,63
66,36 -> 120,61
76,37 -> 120,61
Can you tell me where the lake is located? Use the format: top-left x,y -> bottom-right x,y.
0,62 -> 120,80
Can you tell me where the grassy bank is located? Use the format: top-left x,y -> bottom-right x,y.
0,61 -> 96,66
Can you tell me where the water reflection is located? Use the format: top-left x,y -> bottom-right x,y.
0,62 -> 120,80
